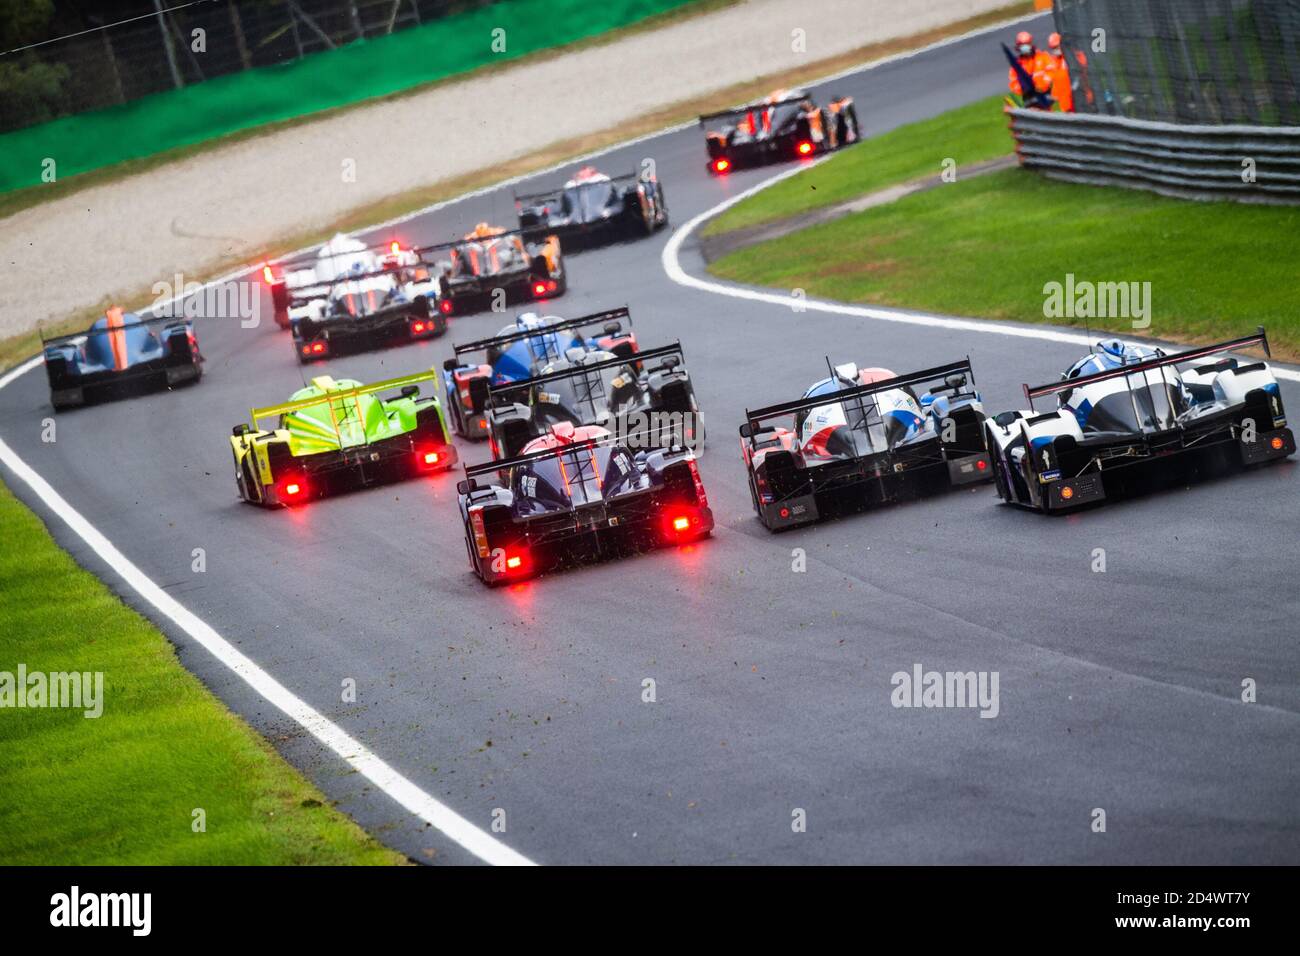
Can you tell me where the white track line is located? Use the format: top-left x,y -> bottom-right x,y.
0,9 -> 1051,868
660,155 -> 1300,385
0,429 -> 534,866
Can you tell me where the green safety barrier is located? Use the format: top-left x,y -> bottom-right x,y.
0,0 -> 696,195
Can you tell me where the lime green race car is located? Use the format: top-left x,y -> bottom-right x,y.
231,371 -> 457,507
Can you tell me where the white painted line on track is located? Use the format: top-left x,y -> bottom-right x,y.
0,419 -> 535,866
660,154 -> 1300,385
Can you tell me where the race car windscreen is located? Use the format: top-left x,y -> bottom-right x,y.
561,182 -> 617,222
793,382 -> 911,461
532,362 -> 635,426
1077,378 -> 1186,434
511,444 -> 644,513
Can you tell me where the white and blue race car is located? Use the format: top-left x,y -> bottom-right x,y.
738,359 -> 992,531
986,329 -> 1294,513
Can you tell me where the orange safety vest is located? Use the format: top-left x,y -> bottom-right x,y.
1045,51 -> 1074,112
1008,51 -> 1055,98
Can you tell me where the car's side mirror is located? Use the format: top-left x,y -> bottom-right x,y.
603,321 -> 622,336
739,421 -> 754,439
401,385 -> 419,399
443,358 -> 459,372
945,373 -> 967,390
993,411 -> 1019,428
659,354 -> 681,372
232,423 -> 250,437
456,479 -> 476,496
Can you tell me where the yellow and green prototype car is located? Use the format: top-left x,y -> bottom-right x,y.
231,371 -> 456,507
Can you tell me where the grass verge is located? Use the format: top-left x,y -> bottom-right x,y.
0,482 -> 405,864
0,1 -> 1034,375
708,163 -> 1300,362
703,94 -> 1013,236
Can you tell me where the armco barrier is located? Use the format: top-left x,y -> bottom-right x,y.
0,0 -> 695,195
1007,108 -> 1300,205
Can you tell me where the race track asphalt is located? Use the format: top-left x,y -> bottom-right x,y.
4,11 -> 1298,866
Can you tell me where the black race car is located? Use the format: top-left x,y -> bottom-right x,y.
264,234 -> 445,363
515,166 -> 668,249
739,360 -> 990,531
701,88 -> 860,175
427,223 -> 566,317
457,426 -> 713,585
485,342 -> 703,460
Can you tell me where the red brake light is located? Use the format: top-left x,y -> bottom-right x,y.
262,264 -> 275,284
1271,436 -> 1285,450
412,321 -> 426,334
797,141 -> 814,156
439,299 -> 453,314
279,477 -> 307,502
506,555 -> 522,569
533,282 -> 547,296
309,342 -> 325,354
423,451 -> 439,465
672,516 -> 691,532
1060,485 -> 1075,500
390,241 -> 400,255
546,280 -> 557,292
714,159 -> 730,173
976,459 -> 988,471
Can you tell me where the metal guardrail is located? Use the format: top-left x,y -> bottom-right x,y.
1006,108 -> 1300,205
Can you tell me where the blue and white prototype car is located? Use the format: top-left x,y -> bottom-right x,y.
985,330 -> 1295,513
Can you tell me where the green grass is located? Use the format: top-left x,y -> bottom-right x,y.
0,483 -> 405,865
709,165 -> 1300,361
703,95 -> 1013,236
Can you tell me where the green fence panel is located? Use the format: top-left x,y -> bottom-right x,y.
0,0 -> 696,195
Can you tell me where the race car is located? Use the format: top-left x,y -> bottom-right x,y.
986,330 -> 1294,513
456,424 -> 712,585
515,165 -> 668,248
41,306 -> 202,411
427,223 -> 566,317
485,342 -> 702,460
265,235 -> 445,363
440,307 -> 638,441
260,235 -> 437,332
739,359 -> 991,531
700,88 -> 860,175
230,370 -> 456,508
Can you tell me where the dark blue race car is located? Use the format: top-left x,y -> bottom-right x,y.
456,423 -> 713,585
440,307 -> 638,441
42,307 -> 203,411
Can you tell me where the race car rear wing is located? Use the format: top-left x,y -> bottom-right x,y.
412,227 -> 536,258
40,314 -> 191,350
698,96 -> 805,124
458,428 -> 690,494
513,172 -> 646,206
245,369 -> 438,431
280,264 -> 427,307
486,342 -> 682,402
740,359 -> 975,437
1023,329 -> 1272,409
442,307 -> 632,369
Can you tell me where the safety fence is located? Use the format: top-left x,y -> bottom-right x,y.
0,0 -> 697,194
1007,107 -> 1300,203
1051,0 -> 1300,126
